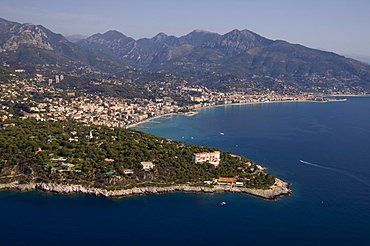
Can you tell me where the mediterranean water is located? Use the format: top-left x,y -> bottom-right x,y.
1,97 -> 370,245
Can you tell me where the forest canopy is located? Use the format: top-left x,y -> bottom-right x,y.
0,119 -> 275,189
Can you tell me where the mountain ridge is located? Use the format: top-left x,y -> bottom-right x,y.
0,18 -> 129,75
0,17 -> 369,94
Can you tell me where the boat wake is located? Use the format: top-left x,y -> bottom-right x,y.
207,132 -> 226,138
299,160 -> 370,187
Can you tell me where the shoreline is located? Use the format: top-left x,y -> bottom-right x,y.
126,113 -> 177,128
0,178 -> 292,200
324,94 -> 370,97
127,98 -> 345,129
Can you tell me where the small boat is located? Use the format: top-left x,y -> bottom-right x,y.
220,202 -> 226,205
219,132 -> 225,135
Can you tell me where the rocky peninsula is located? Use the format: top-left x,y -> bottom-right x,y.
0,119 -> 292,201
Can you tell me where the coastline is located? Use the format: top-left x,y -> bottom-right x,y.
126,113 -> 176,128
6,98 -> 346,200
325,94 -> 370,97
126,98 -> 345,129
0,178 -> 292,200
5,98 -> 344,199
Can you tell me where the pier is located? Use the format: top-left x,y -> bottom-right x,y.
185,111 -> 199,117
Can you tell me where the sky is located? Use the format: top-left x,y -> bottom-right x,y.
1,0 -> 370,60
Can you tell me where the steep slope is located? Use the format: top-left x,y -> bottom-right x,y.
78,28 -> 370,93
1,17 -> 369,94
79,29 -> 220,66
203,29 -> 274,54
0,18 -> 125,75
163,38 -> 370,93
79,30 -> 138,60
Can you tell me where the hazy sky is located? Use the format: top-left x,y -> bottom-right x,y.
1,0 -> 370,58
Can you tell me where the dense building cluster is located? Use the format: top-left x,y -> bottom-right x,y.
1,73 -> 333,127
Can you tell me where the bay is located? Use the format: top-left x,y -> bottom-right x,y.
1,97 -> 370,245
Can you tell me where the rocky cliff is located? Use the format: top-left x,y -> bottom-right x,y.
0,178 -> 291,200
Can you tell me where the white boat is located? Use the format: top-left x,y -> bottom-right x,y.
220,202 -> 226,205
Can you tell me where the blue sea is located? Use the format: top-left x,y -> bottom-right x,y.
1,97 -> 370,245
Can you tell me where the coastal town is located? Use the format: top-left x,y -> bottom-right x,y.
3,65 -> 353,201
0,72 -> 338,128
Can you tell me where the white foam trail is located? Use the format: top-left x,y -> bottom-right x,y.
299,160 -> 370,187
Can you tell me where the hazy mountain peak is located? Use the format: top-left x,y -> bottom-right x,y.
151,32 -> 169,42
193,29 -> 212,33
101,30 -> 127,40
226,28 -> 256,38
83,30 -> 133,47
64,34 -> 89,43
201,28 -> 274,54
177,29 -> 219,46
186,29 -> 218,37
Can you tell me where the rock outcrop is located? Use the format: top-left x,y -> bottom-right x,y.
0,178 -> 291,200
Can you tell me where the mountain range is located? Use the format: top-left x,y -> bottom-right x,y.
1,17 -> 370,94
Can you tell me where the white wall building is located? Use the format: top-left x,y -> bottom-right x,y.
141,162 -> 155,170
192,151 -> 220,167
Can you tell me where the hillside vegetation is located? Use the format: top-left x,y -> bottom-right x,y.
0,119 -> 275,190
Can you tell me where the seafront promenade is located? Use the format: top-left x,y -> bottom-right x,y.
126,97 -> 345,129
126,113 -> 176,128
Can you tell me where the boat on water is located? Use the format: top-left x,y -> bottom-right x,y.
219,132 -> 225,135
220,202 -> 226,205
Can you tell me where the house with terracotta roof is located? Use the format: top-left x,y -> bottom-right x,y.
218,177 -> 237,183
141,161 -> 155,170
